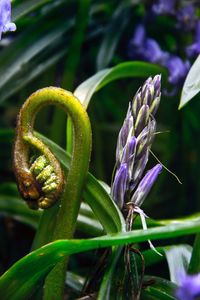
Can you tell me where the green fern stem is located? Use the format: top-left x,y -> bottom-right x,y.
13,87 -> 92,299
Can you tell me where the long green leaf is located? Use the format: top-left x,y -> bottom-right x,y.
0,195 -> 39,228
74,61 -> 167,108
0,220 -> 199,300
0,193 -> 103,236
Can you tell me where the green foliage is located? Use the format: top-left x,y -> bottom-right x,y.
0,0 -> 200,299
0,219 -> 200,299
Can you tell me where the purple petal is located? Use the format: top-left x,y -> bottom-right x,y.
121,136 -> 136,165
130,152 -> 149,191
177,4 -> 196,31
116,104 -> 134,162
186,21 -> 200,58
129,24 -> 146,48
176,272 -> 200,300
144,38 -> 168,64
152,0 -> 176,15
131,164 -> 162,207
0,0 -> 16,39
135,104 -> 149,137
164,55 -> 190,85
111,163 -> 128,209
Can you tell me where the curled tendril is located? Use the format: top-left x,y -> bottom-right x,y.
13,87 -> 91,211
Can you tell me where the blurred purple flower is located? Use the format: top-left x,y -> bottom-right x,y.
128,25 -> 189,85
152,0 -> 176,15
0,0 -> 16,40
176,272 -> 200,300
177,4 -> 196,31
164,55 -> 190,85
128,24 -> 168,64
186,20 -> 200,58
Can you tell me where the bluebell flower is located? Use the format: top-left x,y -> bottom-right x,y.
128,24 -> 168,65
152,0 -> 176,15
186,21 -> 200,58
0,0 -> 16,40
176,272 -> 200,300
128,24 -> 189,86
164,55 -> 190,85
144,38 -> 169,64
177,4 -> 196,31
111,76 -> 162,209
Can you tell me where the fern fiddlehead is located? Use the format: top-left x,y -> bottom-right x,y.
13,87 -> 92,299
13,90 -> 65,210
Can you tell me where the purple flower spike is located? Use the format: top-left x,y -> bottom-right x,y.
131,164 -> 162,207
176,272 -> 200,300
152,0 -> 176,15
0,0 -> 16,40
111,163 -> 128,209
111,76 -> 161,210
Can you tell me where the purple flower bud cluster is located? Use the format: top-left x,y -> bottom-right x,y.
176,272 -> 200,300
0,0 -> 16,40
128,1 -> 200,87
111,75 -> 162,210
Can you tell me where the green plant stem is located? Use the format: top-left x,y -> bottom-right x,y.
18,87 -> 92,299
188,233 -> 200,274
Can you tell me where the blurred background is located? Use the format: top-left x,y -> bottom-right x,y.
0,0 -> 200,286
